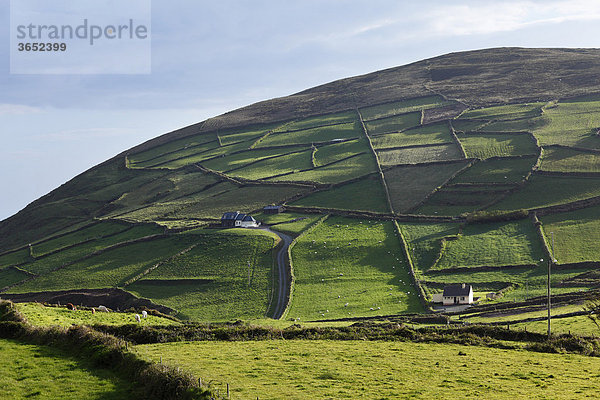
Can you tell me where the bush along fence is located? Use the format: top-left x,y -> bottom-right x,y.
94,319 -> 600,358
0,301 -> 218,400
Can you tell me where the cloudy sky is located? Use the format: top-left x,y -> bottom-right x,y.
1,0 -> 600,220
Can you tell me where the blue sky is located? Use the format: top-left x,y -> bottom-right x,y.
1,0 -> 600,221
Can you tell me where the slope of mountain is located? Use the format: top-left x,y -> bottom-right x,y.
2,47 -> 600,322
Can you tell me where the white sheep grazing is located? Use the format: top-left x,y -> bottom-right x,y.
98,305 -> 109,312
141,310 -> 148,318
134,314 -> 141,323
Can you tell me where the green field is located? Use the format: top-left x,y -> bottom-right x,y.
0,267 -> 30,289
130,140 -> 223,169
460,102 -> 544,121
135,339 -> 600,400
275,153 -> 377,184
360,95 -> 451,120
228,150 -> 314,180
0,248 -> 31,269
415,187 -> 506,216
15,302 -> 179,327
128,133 -> 219,165
364,112 -> 421,135
533,97 -> 600,148
107,170 -> 219,215
145,140 -> 253,170
282,111 -> 357,131
253,212 -> 323,236
451,119 -> 490,133
118,183 -> 308,222
400,222 -> 461,272
10,235 -> 199,293
312,139 -> 370,166
371,122 -> 453,149
491,175 -> 600,211
384,162 -> 470,212
287,216 -> 422,320
291,176 -> 389,213
377,143 -> 463,166
540,205 -> 600,263
14,224 -> 163,276
29,221 -> 131,258
0,338 -> 139,399
128,229 -> 278,321
539,146 -> 600,173
257,122 -> 361,148
451,156 -> 536,184
457,133 -> 538,159
202,147 -> 308,173
434,219 -> 545,269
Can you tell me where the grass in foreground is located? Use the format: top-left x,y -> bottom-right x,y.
0,338 -> 139,400
287,216 -> 422,321
135,339 -> 600,400
14,303 -> 179,327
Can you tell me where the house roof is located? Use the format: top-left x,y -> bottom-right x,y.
221,212 -> 239,220
264,205 -> 283,210
443,284 -> 472,297
221,211 -> 257,222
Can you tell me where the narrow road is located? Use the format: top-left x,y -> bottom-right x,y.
262,227 -> 294,319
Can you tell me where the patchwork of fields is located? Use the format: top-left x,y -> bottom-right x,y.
2,92 -> 600,334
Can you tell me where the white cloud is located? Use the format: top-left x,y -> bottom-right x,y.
427,0 -> 600,37
0,104 -> 44,115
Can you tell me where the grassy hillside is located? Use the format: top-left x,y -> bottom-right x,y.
3,48 -> 600,323
136,339 -> 600,400
287,216 -> 423,320
0,338 -> 140,399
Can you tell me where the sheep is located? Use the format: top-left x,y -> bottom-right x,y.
141,310 -> 148,318
134,314 -> 141,323
91,308 -> 96,314
98,305 -> 109,312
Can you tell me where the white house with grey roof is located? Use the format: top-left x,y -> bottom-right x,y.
221,211 -> 260,228
432,283 -> 473,305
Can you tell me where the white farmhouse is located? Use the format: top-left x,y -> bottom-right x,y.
221,211 -> 260,228
432,283 -> 473,305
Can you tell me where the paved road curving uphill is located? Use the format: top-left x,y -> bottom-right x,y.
262,227 -> 294,319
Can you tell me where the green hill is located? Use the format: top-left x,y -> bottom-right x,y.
2,47 -> 600,322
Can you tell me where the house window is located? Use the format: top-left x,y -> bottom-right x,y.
461,297 -> 465,300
